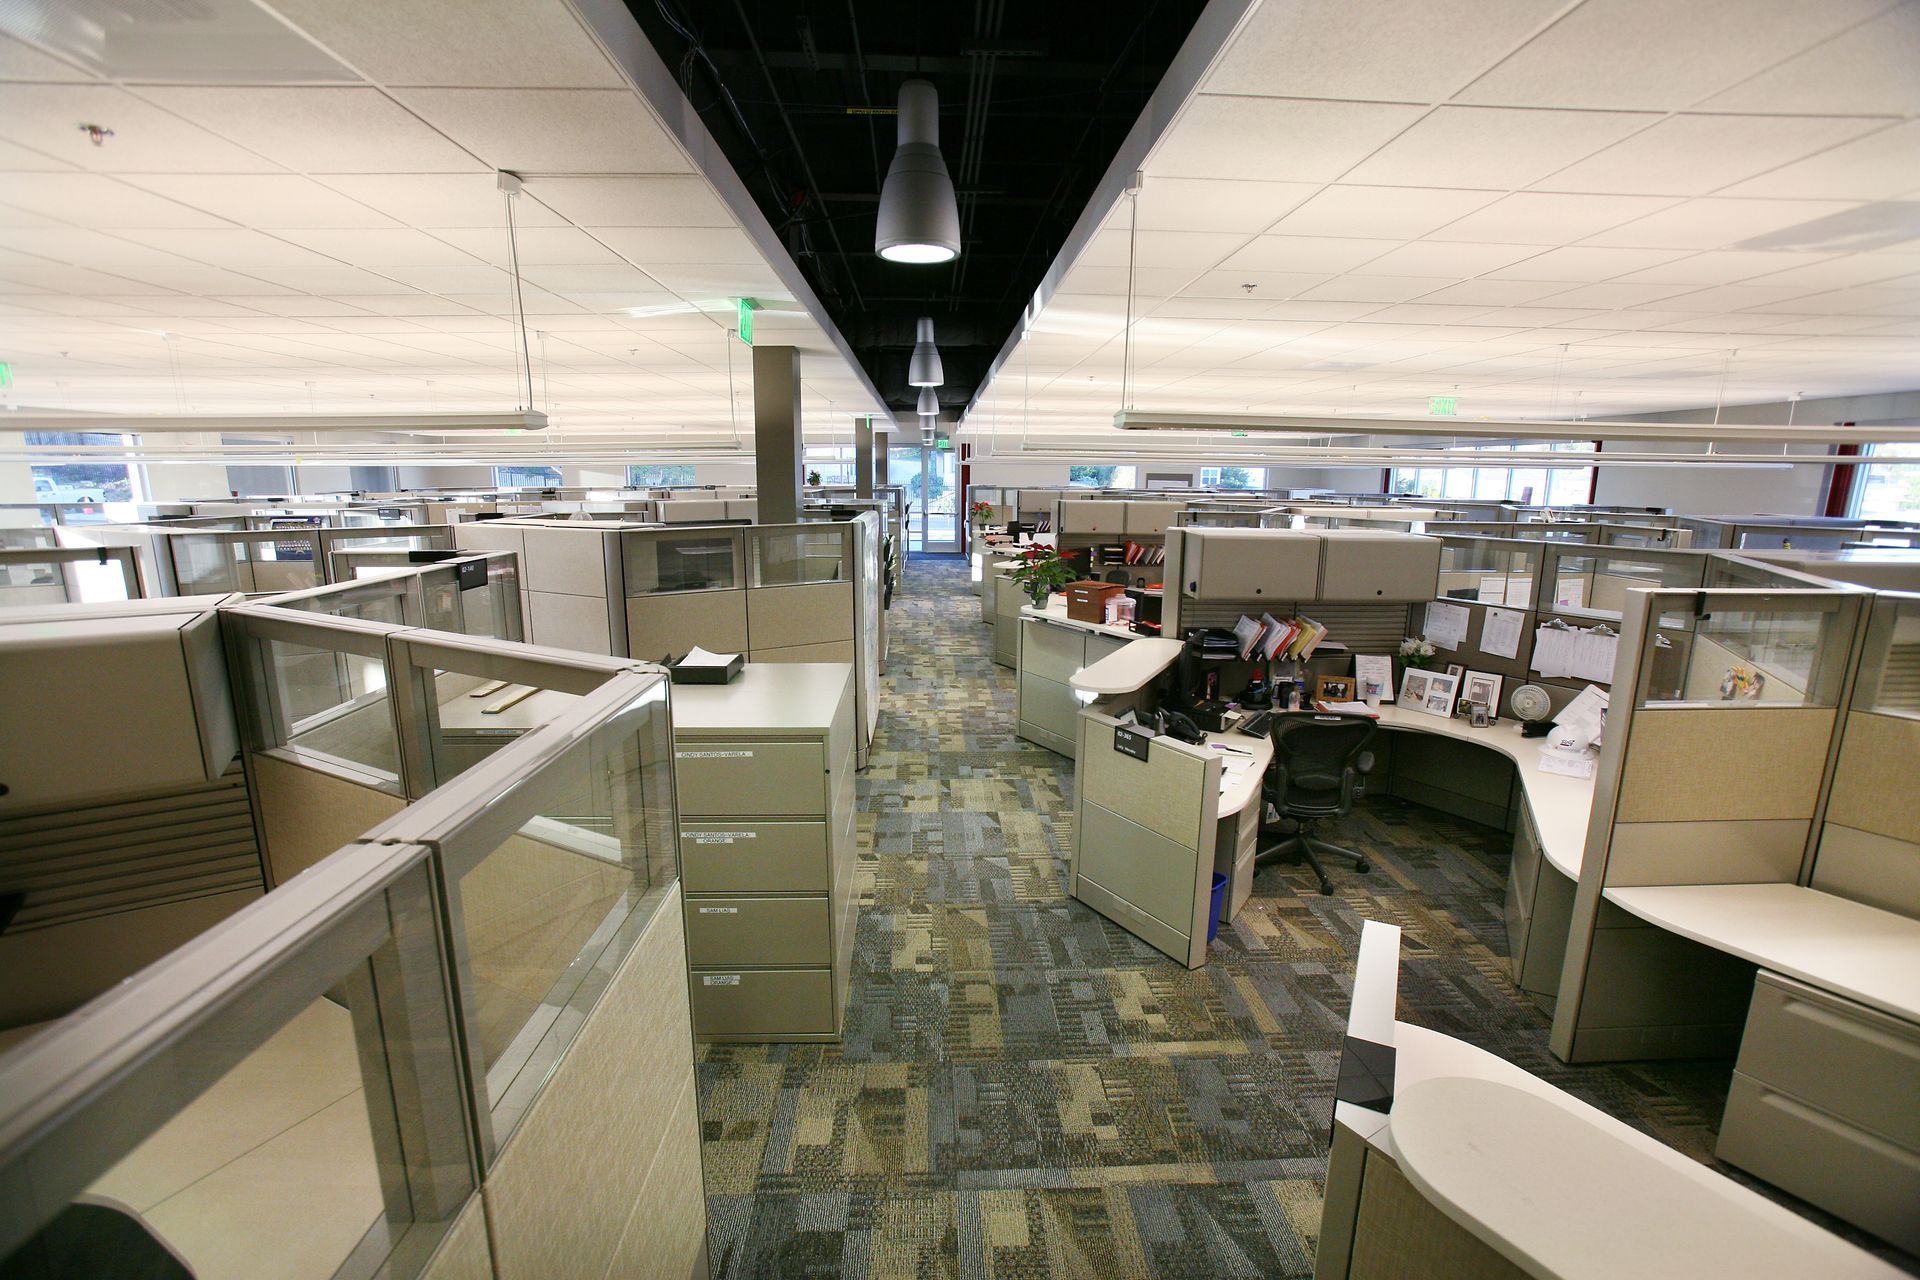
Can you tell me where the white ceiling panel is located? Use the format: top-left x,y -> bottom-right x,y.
1219,235 -> 1397,274
1414,278 -> 1593,305
1485,245 -> 1692,280
1619,250 -> 1826,285
122,174 -> 400,229
1544,114 -> 1886,197
1203,0 -> 1561,102
1345,106 -> 1652,189
0,84 -> 280,172
523,175 -> 734,227
1534,281 -> 1695,309
1697,4 -> 1920,117
0,33 -> 93,81
429,225 -> 622,268
0,138 -> 74,171
1299,275 -> 1455,303
318,173 -> 567,227
0,174 -> 236,227
269,227 -> 483,266
263,0 -> 625,90
1178,270 -> 1335,300
392,88 -> 692,175
137,86 -> 485,173
1149,96 -> 1425,183
1133,177 -> 1318,234
1740,252 -> 1920,292
593,226 -> 764,267
1076,229 -> 1251,270
118,264 -> 302,295
1454,0 -> 1887,110
1349,239 -> 1548,277
1584,198 -> 1865,249
0,228 -> 203,270
1267,185 -> 1503,240
1428,191 -> 1678,243
117,228 -> 352,269
1721,122 -> 1920,202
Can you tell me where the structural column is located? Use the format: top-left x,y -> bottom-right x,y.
854,416 -> 875,499
874,424 -> 890,485
752,344 -> 802,522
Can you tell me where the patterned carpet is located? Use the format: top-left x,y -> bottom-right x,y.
697,555 -> 1913,1279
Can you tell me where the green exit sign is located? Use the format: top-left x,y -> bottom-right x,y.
1428,395 -> 1458,416
0,362 -> 11,387
1230,430 -> 1249,438
735,297 -> 759,345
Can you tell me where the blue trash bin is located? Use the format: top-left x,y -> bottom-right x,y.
1207,872 -> 1229,942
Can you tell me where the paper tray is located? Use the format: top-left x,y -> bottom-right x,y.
670,653 -> 744,684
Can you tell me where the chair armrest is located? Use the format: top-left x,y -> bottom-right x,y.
1356,751 -> 1375,775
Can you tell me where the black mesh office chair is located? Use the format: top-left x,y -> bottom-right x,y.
1255,712 -> 1377,895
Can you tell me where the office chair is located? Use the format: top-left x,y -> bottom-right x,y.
1255,712 -> 1377,895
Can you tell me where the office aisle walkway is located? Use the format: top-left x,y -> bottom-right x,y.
694,557 -> 1739,1279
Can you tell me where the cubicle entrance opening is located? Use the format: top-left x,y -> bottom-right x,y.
889,445 -> 958,554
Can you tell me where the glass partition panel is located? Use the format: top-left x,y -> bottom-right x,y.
621,528 -> 742,594
0,549 -> 138,606
1851,593 -> 1920,718
234,616 -> 403,792
0,846 -> 476,1280
1436,537 -> 1542,606
749,524 -> 851,586
1633,589 -> 1861,708
1545,548 -> 1702,617
167,532 -> 323,595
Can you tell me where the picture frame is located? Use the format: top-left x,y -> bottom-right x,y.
1462,670 -> 1503,717
1470,703 -> 1492,729
1402,669 -> 1459,719
1314,675 -> 1355,703
1445,662 -> 1465,683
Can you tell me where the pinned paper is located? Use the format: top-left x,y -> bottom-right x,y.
1481,607 -> 1525,660
1532,626 -> 1617,683
1425,601 -> 1470,651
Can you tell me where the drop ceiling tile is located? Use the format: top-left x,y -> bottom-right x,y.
1345,106 -> 1651,189
1219,235 -> 1396,274
1415,278 -> 1592,304
1218,17 -> 1535,93
1056,264 -> 1194,297
1179,270 -> 1335,300
1741,253 -> 1920,292
1460,306 -> 1606,327
0,84 -> 279,172
1299,275 -> 1455,303
264,0 -> 623,89
0,138 -> 74,171
1698,5 -> 1920,116
0,33 -> 95,81
1133,177 -> 1319,234
1076,229 -> 1249,271
1486,245 -> 1691,280
113,264 -> 298,295
392,88 -> 691,175
1721,121 -> 1920,202
118,228 -> 358,272
317,173 -> 565,227
1427,192 -> 1678,244
1542,114 -> 1887,197
0,262 -> 174,293
242,265 -> 418,294
1748,285 -> 1920,314
1617,250 -> 1827,285
1149,96 -> 1425,183
522,175 -> 733,228
120,175 -> 400,230
0,174 -> 232,227
1456,0 -> 1885,109
370,264 -> 510,294
1350,240 -> 1548,277
1582,198 -> 1866,250
1357,303 -> 1500,324
137,86 -> 484,173
0,228 -> 203,271
1533,281 -> 1696,309
331,293 -> 487,318
268,227 -> 485,267
594,226 -> 765,267
1657,283 -> 1828,311
1267,185 -> 1503,240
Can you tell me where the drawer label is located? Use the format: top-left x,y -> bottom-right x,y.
684,831 -> 756,843
702,974 -> 741,986
678,750 -> 753,759
697,906 -> 739,914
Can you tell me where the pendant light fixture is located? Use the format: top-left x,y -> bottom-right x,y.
907,316 -> 944,386
875,80 -> 961,264
916,385 -> 940,417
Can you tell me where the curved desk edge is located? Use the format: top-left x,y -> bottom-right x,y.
1070,637 -> 1183,697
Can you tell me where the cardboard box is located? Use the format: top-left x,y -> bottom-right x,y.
1065,580 -> 1125,623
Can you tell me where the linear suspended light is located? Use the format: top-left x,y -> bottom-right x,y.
1111,409 -> 1920,447
875,80 -> 961,265
907,317 -> 944,387
0,410 -> 550,434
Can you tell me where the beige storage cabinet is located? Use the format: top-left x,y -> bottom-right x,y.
993,573 -> 1026,667
672,663 -> 857,1042
1017,617 -> 1127,758
1058,499 -> 1123,535
1317,528 -> 1442,602
1181,528 -> 1320,600
1124,500 -> 1184,536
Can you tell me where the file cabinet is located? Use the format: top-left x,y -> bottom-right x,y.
671,663 -> 857,1041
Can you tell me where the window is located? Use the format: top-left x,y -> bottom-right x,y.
1389,441 -> 1592,506
1068,465 -> 1137,488
626,464 -> 696,487
1849,444 -> 1920,521
28,432 -> 136,505
493,465 -> 562,488
1199,466 -> 1265,490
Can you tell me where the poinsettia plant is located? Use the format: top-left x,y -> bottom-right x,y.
1009,545 -> 1078,604
969,500 -> 996,522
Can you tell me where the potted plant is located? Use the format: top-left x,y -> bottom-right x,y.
969,500 -> 996,525
806,469 -> 822,486
1009,545 -> 1078,607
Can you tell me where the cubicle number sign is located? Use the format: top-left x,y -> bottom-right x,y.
456,558 -> 488,591
1114,726 -> 1154,761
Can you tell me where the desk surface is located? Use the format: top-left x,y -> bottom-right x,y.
1020,598 -> 1143,643
670,661 -> 852,737
1604,882 -> 1920,1023
1389,1073 -> 1902,1280
1203,727 -> 1272,819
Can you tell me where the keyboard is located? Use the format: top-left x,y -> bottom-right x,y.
1234,710 -> 1272,738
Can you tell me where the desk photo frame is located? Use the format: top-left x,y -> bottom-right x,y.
1399,668 -> 1460,719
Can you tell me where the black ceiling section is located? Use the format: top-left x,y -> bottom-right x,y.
624,0 -> 1210,417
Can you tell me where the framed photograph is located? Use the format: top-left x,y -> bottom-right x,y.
1315,675 -> 1355,703
1462,671 -> 1503,716
1470,703 -> 1492,729
1408,670 -> 1459,719
1445,662 -> 1465,682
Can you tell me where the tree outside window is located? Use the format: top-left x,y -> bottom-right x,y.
626,464 -> 696,486
1068,465 -> 1137,488
494,465 -> 562,488
1200,466 -> 1264,489
28,432 -> 134,503
1851,444 -> 1920,520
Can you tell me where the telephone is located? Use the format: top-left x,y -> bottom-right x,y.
1155,707 -> 1207,745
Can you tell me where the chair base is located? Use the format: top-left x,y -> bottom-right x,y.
1255,820 -> 1369,896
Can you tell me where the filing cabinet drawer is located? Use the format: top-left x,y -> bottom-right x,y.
1019,670 -> 1083,749
1735,972 -> 1920,1149
1718,1070 -> 1920,1255
684,895 -> 831,967
674,739 -> 824,817
690,967 -> 835,1038
1086,634 -> 1128,664
679,821 -> 828,894
1022,619 -> 1087,683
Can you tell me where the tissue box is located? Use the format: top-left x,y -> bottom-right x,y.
1065,580 -> 1124,622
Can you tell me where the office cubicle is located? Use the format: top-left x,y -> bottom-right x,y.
0,546 -> 143,606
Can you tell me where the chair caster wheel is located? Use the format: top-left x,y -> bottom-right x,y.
1318,882 -> 1335,896
1354,861 -> 1370,874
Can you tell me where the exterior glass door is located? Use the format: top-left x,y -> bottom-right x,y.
887,445 -> 960,553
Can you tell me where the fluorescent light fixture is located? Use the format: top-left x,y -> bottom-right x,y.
1111,409 -> 1920,447
0,410 -> 549,434
917,386 -> 940,416
907,316 -> 944,387
875,80 -> 961,265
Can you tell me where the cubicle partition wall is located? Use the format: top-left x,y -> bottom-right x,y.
0,546 -> 143,606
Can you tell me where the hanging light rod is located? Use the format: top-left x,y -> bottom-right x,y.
1111,409 -> 1920,446
0,410 -> 550,434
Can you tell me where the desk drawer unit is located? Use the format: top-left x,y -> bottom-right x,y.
1717,971 -> 1920,1253
690,968 -> 836,1038
1023,619 -> 1087,682
675,740 -> 824,816
685,896 -> 832,967
678,820 -> 828,895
